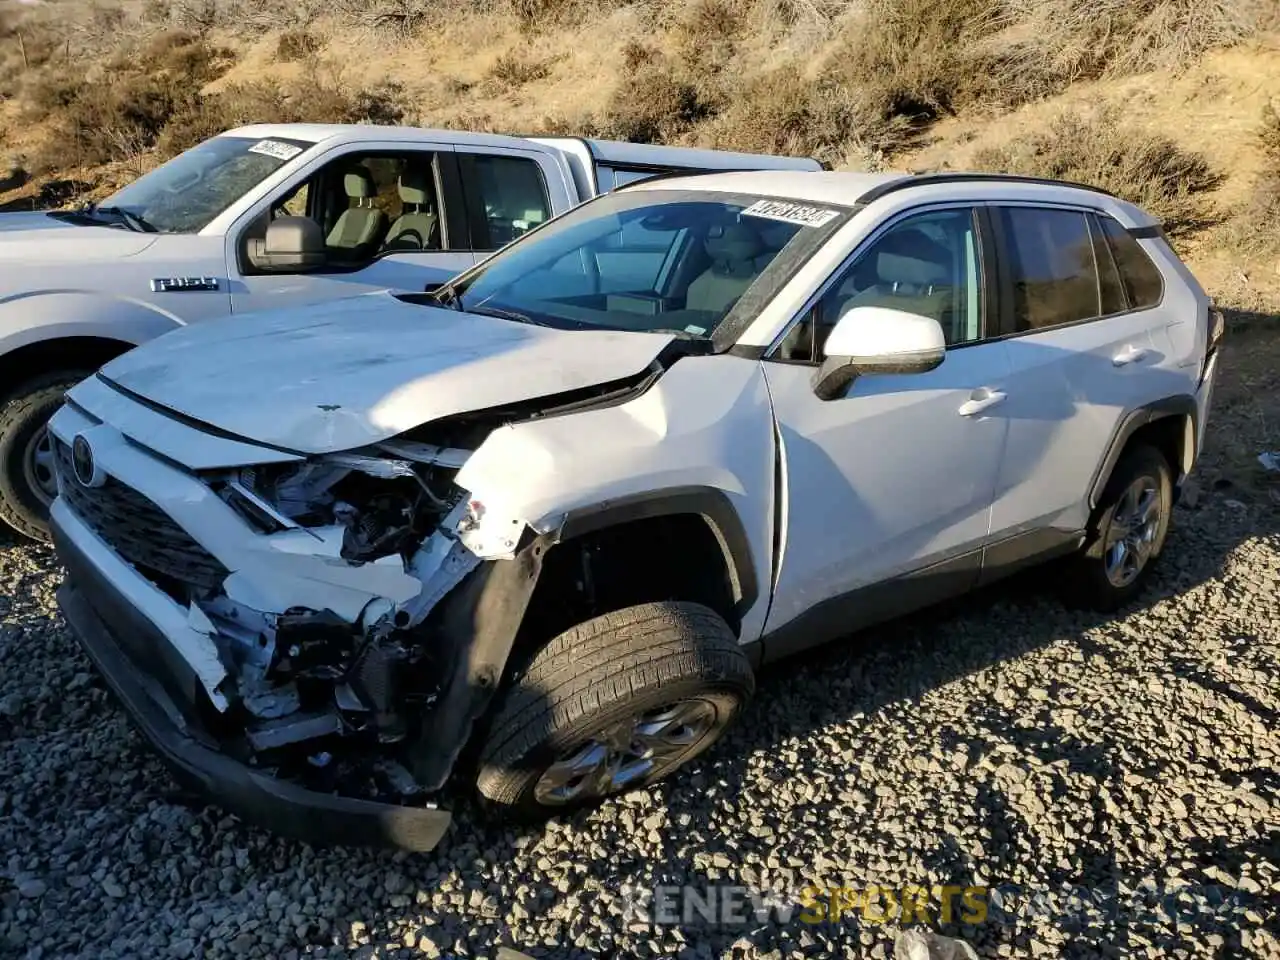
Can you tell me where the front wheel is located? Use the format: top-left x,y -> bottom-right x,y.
476,601 -> 754,819
1063,444 -> 1173,611
0,373 -> 88,541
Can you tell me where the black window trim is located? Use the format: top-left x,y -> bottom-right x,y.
984,202 -> 1168,342
236,147 -> 454,277
763,200 -> 997,365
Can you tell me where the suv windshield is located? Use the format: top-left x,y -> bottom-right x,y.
96,135 -> 313,234
440,189 -> 852,342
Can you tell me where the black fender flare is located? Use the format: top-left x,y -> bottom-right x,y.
556,486 -> 760,619
1087,395 -> 1198,509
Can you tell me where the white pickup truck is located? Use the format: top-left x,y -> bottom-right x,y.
0,124 -> 821,539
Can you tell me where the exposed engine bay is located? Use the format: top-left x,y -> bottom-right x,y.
192,437 -> 496,805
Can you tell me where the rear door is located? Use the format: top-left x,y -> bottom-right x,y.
983,204 -> 1182,554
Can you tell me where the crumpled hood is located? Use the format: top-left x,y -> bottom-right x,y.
0,212 -> 157,259
100,292 -> 674,453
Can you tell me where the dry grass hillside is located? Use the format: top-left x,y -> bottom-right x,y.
1,0 -> 1279,315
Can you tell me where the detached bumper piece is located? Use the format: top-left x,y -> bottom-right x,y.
54,526 -> 452,853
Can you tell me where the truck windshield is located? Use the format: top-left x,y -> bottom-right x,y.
96,135 -> 313,234
437,188 -> 851,344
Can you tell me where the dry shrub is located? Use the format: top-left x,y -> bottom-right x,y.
1226,104 -> 1280,255
973,110 -> 1217,232
824,0 -> 1003,120
276,29 -> 321,62
597,58 -> 715,143
488,52 -> 553,86
159,76 -> 407,157
698,66 -> 911,162
991,0 -> 1271,103
26,31 -> 235,172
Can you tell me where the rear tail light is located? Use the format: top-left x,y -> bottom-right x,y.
1202,305 -> 1225,384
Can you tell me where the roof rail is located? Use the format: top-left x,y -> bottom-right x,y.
855,172 -> 1120,205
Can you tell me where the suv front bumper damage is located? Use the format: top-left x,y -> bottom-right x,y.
53,510 -> 453,851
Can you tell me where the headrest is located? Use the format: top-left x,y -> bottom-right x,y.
343,169 -> 375,200
705,222 -> 763,265
874,228 -> 951,286
398,169 -> 433,207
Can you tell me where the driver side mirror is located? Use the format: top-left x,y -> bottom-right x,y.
812,305 -> 946,401
250,216 -> 327,272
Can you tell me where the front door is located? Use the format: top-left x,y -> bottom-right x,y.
227,147 -> 475,314
761,206 -> 1010,651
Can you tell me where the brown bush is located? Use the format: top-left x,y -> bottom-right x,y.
1223,104 -> 1280,255
25,31 -> 235,172
990,0 -> 1271,104
157,74 -> 406,158
487,52 -> 553,86
596,59 -> 715,143
1260,101 -> 1280,166
276,29 -> 321,62
973,110 -> 1218,232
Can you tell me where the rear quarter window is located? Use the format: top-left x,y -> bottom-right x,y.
1098,215 -> 1164,309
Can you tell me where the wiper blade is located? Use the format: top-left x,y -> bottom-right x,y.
89,205 -> 156,233
469,305 -> 551,327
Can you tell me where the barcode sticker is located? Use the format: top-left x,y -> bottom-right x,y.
741,199 -> 839,227
247,139 -> 304,161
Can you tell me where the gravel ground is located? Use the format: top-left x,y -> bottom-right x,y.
1,332 -> 1278,960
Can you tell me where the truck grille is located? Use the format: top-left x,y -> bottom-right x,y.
53,439 -> 229,593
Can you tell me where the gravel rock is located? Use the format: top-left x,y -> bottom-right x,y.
1,343 -> 1277,959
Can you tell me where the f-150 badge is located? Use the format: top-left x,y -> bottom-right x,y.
151,277 -> 220,292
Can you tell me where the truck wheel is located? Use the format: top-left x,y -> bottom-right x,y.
1063,444 -> 1173,611
0,373 -> 87,541
476,601 -> 754,819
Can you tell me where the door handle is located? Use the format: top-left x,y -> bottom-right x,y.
957,386 -> 1003,417
1112,345 -> 1149,366
958,387 -> 1006,417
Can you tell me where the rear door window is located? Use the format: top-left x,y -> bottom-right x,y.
458,153 -> 553,251
997,207 -> 1101,332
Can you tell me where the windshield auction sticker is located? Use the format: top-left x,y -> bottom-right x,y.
741,199 -> 839,228
248,139 -> 304,161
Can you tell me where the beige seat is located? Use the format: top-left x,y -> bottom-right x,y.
327,169 -> 387,254
839,228 -> 954,331
685,222 -> 766,314
382,170 -> 439,252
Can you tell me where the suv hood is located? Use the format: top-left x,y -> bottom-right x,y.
100,292 -> 674,453
0,212 -> 157,259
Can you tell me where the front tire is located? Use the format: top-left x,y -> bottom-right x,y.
0,373 -> 88,542
476,601 -> 754,819
1063,444 -> 1173,611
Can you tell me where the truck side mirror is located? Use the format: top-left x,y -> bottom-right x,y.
253,216 -> 327,272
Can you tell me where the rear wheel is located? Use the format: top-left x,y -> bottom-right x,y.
1063,445 -> 1173,611
476,601 -> 754,819
0,372 -> 87,541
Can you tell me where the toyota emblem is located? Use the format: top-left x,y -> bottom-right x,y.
72,435 -> 99,488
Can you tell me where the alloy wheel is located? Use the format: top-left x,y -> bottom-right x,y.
533,698 -> 723,805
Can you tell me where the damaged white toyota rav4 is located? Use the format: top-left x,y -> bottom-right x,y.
50,171 -> 1221,850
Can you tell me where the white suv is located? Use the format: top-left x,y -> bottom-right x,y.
49,171 -> 1222,850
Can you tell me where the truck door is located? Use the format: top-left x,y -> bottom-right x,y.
227,145 -> 476,314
